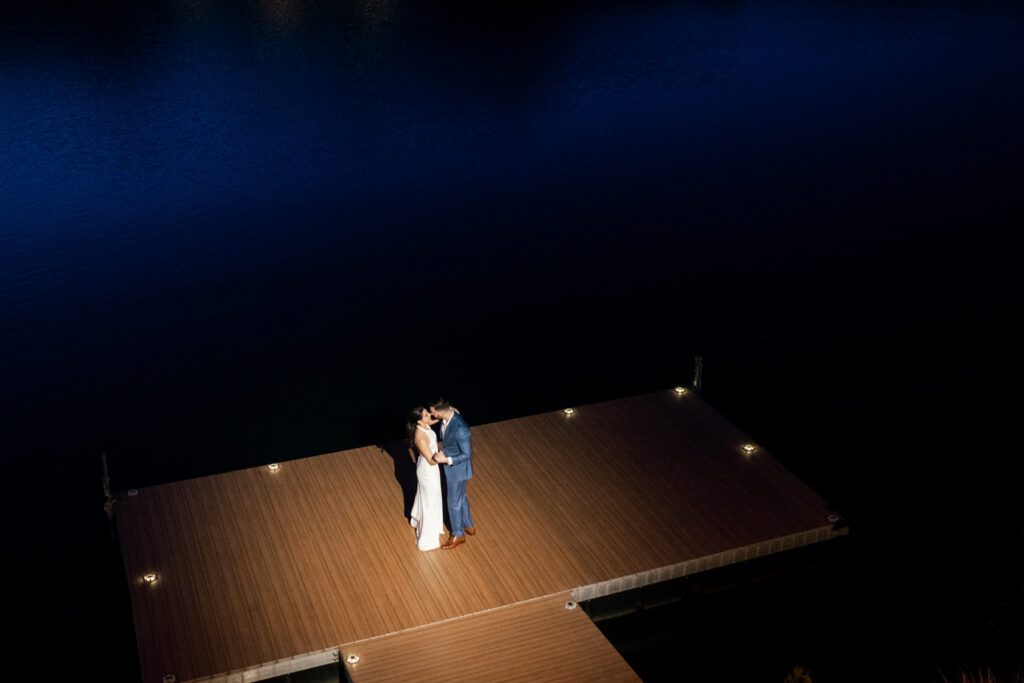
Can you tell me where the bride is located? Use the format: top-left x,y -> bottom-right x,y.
407,406 -> 445,551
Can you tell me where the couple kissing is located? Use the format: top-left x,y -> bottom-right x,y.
407,398 -> 475,551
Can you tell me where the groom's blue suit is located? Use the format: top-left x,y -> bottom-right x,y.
441,412 -> 474,537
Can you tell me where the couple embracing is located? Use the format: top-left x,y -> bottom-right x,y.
407,398 -> 475,551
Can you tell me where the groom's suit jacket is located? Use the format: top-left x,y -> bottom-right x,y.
442,412 -> 473,482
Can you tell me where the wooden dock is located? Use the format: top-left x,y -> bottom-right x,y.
117,389 -> 844,682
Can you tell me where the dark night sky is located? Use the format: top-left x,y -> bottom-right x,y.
1,1 -> 1021,680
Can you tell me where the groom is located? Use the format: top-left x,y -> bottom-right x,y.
429,398 -> 475,549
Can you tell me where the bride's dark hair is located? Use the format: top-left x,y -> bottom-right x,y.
406,407 -> 427,443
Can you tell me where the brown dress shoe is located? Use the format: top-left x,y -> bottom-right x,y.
464,526 -> 476,536
441,535 -> 466,550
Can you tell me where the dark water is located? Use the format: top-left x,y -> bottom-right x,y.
2,1 -> 1021,680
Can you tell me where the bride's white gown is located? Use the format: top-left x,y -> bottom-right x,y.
409,425 -> 444,551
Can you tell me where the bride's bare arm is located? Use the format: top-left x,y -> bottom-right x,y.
413,429 -> 438,465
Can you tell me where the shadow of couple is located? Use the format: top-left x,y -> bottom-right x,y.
378,437 -> 451,533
